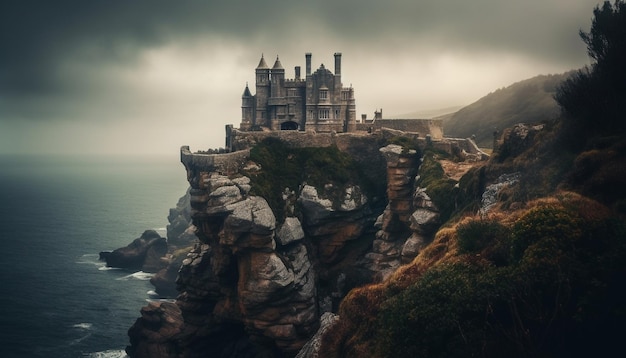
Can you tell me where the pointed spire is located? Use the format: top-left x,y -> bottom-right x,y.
272,55 -> 284,70
242,82 -> 252,97
256,54 -> 269,70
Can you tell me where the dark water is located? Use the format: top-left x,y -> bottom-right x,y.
0,155 -> 188,357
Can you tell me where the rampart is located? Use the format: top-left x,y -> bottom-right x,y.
356,119 -> 443,140
182,128 -> 487,176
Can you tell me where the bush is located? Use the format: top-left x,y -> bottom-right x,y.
457,219 -> 511,266
332,200 -> 626,358
510,206 -> 583,262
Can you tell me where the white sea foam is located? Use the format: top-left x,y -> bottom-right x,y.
147,290 -> 158,297
76,254 -> 106,267
145,298 -> 176,303
82,349 -> 128,358
73,322 -> 93,330
116,271 -> 154,281
98,266 -> 121,271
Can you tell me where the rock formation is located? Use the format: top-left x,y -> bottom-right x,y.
100,230 -> 168,272
126,134 -> 486,357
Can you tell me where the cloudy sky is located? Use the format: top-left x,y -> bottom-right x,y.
0,0 -> 602,156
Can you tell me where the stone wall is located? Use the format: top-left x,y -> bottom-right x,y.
184,129 -> 486,178
356,118 -> 444,140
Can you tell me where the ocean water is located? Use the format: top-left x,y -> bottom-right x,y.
0,155 -> 189,358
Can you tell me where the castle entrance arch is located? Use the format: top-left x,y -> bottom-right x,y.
280,121 -> 299,130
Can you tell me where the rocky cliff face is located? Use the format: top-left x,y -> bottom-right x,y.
126,136 -> 481,357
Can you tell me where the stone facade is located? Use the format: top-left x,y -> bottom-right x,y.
241,53 -> 357,133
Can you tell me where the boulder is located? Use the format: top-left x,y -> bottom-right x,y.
100,230 -> 167,272
276,217 -> 305,246
126,301 -> 184,357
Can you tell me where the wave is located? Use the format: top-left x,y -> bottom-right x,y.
116,271 -> 154,281
69,332 -> 92,346
73,322 -> 93,330
82,349 -> 128,358
98,266 -> 121,271
145,298 -> 176,303
76,254 -> 107,267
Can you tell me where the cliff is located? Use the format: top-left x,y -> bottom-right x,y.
126,131 -> 488,357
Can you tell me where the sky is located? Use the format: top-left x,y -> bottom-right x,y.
0,0 -> 603,156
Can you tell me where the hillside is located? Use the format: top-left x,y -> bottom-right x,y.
388,105 -> 465,120
442,72 -> 571,148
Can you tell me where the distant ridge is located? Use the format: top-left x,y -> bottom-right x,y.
441,72 -> 573,148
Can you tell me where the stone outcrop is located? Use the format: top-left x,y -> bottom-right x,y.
294,312 -> 339,358
127,136 -> 486,357
364,145 -> 421,280
100,230 -> 168,272
128,173 -> 322,357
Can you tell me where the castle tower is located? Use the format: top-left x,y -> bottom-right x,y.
270,56 -> 285,98
255,54 -> 270,127
241,83 -> 253,131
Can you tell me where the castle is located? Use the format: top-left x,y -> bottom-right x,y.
240,53 -> 357,133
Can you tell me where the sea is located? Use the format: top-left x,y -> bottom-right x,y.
0,154 -> 189,358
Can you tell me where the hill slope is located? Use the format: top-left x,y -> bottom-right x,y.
442,72 -> 571,148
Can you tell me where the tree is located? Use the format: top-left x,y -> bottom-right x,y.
555,1 -> 626,139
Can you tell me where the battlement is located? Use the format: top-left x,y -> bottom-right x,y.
180,145 -> 250,176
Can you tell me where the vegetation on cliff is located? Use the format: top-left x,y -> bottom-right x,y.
245,137 -> 383,221
319,2 -> 626,357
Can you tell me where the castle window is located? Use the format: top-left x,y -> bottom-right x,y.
341,91 -> 349,101
288,89 -> 297,97
319,109 -> 330,119
319,89 -> 328,101
335,109 -> 340,118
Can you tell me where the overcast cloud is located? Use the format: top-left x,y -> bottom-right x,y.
0,0 -> 602,155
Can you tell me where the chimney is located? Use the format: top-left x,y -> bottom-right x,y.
334,52 -> 342,76
305,53 -> 312,76
295,66 -> 301,80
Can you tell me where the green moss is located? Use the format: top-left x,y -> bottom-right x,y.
245,137 -> 364,221
416,150 -> 459,224
457,219 -> 511,266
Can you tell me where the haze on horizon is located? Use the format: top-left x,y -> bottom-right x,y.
0,0 -> 602,156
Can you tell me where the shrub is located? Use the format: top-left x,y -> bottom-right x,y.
510,205 -> 583,262
457,219 -> 511,266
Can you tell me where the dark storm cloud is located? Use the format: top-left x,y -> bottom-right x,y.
1,0 -> 598,96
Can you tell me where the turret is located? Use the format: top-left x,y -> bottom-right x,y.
241,83 -> 253,130
255,54 -> 270,127
271,56 -> 285,98
255,54 -> 270,85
